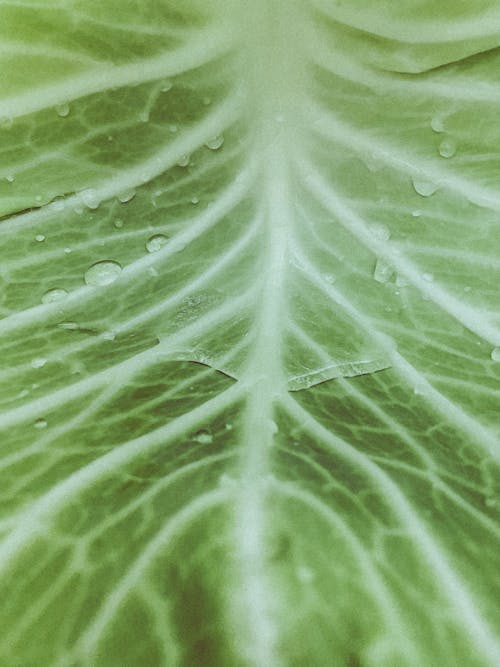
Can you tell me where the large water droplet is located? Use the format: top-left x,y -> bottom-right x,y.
146,234 -> 169,253
491,347 -> 500,362
412,178 -> 438,197
205,134 -> 224,151
430,116 -> 444,132
81,188 -> 101,209
55,103 -> 70,117
177,154 -> 190,167
42,287 -> 68,304
84,260 -> 122,286
438,138 -> 456,158
117,189 -> 136,203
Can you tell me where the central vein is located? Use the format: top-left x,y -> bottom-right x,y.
227,1 -> 308,665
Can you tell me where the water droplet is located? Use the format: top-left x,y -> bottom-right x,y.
146,234 -> 169,253
42,288 -> 68,304
202,96 -> 212,106
139,110 -> 149,123
117,189 -> 136,203
430,116 -> 444,132
177,154 -> 190,167
193,429 -> 213,444
491,347 -> 500,362
113,219 -> 124,229
31,357 -> 47,369
374,259 -> 394,284
438,138 -> 456,158
5,174 -> 14,182
370,223 -> 390,241
160,80 -> 172,92
34,418 -> 47,429
422,272 -> 434,282
64,247 -> 72,254
411,209 -> 422,217
57,321 -> 79,331
0,116 -> 13,129
205,134 -> 224,151
412,178 -> 438,197
101,331 -> 116,341
463,285 -> 471,293
84,260 -> 122,286
55,103 -> 70,117
80,188 -> 101,209
269,420 -> 278,435
35,195 -> 42,203
190,196 -> 199,205
35,234 -> 45,242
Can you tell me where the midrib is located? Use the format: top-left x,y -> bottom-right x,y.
229,2 -> 307,665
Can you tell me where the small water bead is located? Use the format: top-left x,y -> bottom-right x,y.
81,188 -> 101,209
34,418 -> 48,429
5,174 -> 14,182
491,347 -> 500,362
146,234 -> 169,253
58,321 -> 79,331
373,259 -> 394,284
55,103 -> 70,117
202,96 -> 212,106
31,357 -> 47,369
438,138 -> 456,158
35,234 -> 45,242
64,247 -> 72,254
411,209 -> 422,217
190,196 -> 199,205
205,134 -> 224,151
101,331 -> 116,341
177,154 -> 190,167
160,80 -> 172,92
430,116 -> 445,132
117,189 -> 136,203
412,177 -> 438,197
193,429 -> 213,444
42,288 -> 68,304
114,219 -> 124,229
84,260 -> 122,286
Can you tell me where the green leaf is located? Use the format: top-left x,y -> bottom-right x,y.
1,2 -> 500,665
